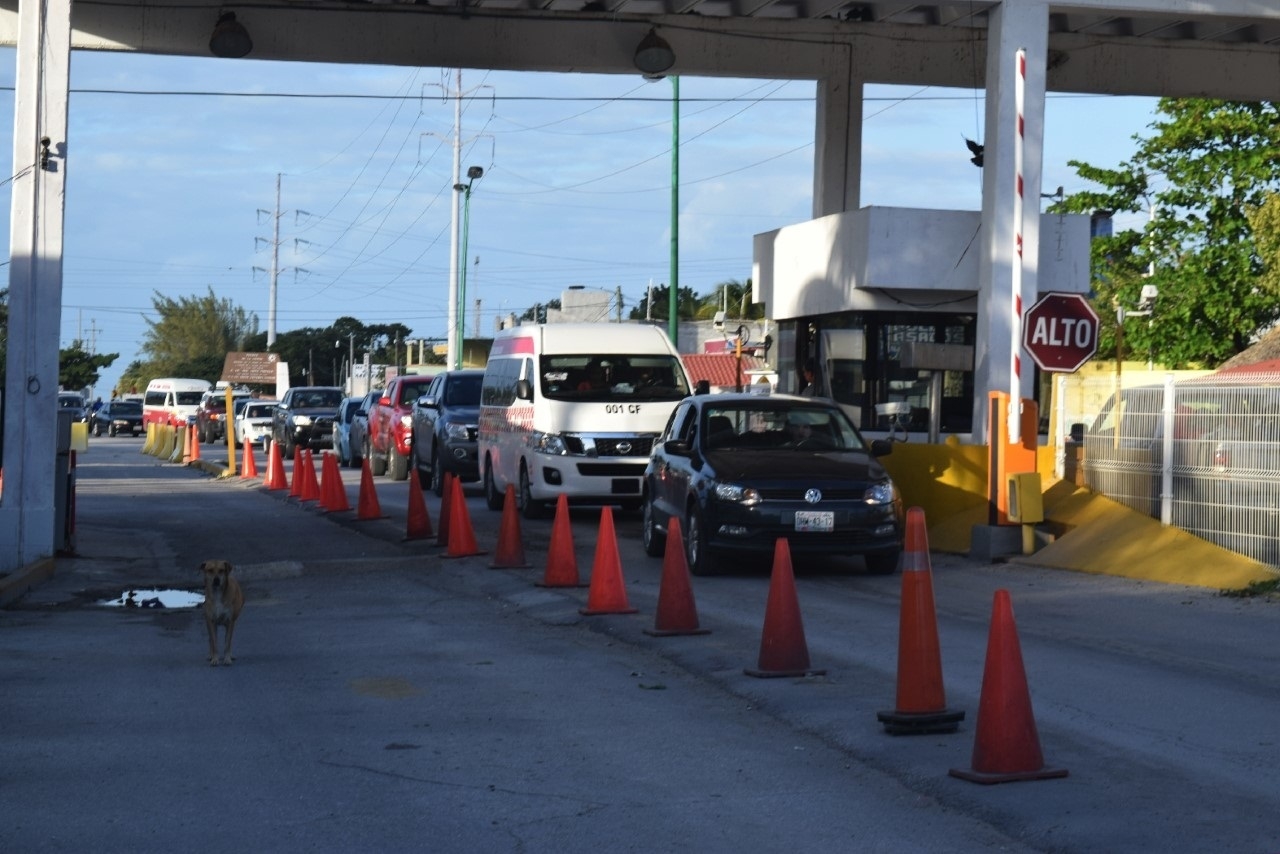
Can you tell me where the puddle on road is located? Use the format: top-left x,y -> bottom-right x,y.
98,588 -> 205,609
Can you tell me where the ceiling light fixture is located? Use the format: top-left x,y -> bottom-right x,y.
633,29 -> 675,79
210,12 -> 253,59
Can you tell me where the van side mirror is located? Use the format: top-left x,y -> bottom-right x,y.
516,379 -> 533,401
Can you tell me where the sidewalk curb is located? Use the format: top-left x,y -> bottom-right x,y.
0,557 -> 57,606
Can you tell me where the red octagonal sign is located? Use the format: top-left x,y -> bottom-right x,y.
1022,292 -> 1100,373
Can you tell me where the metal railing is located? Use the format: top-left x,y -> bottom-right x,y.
1062,372 -> 1280,569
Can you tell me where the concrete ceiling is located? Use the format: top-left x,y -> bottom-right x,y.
1,1 -> 1279,98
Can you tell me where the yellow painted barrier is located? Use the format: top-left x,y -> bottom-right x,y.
70,421 -> 89,453
142,423 -> 156,455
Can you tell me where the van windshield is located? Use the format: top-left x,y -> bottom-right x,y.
175,391 -> 205,406
538,355 -> 689,402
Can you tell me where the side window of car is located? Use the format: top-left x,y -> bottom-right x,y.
664,403 -> 694,442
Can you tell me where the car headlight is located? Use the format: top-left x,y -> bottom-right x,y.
292,415 -> 312,426
530,431 -> 569,455
444,422 -> 470,441
713,481 -> 762,506
864,481 -> 896,505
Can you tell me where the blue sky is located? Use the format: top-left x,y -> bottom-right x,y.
0,49 -> 1159,397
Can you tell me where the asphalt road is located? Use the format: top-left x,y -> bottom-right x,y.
3,437 -> 1279,852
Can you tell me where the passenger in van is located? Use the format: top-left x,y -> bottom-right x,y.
578,364 -> 607,391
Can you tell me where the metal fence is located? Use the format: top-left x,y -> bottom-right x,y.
1062,372 -> 1280,569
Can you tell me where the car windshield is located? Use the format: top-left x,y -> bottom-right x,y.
444,374 -> 483,407
298,390 -> 342,408
113,402 -> 142,414
538,354 -> 689,402
701,404 -> 867,452
245,403 -> 274,418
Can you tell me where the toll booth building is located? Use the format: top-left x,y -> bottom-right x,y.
753,206 -> 1091,439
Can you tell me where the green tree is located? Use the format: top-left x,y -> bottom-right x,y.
627,285 -> 700,321
59,339 -> 118,392
138,287 -> 259,381
520,299 -> 560,323
1058,98 -> 1280,367
266,318 -> 419,386
693,278 -> 765,321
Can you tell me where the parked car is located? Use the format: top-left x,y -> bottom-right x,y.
335,396 -> 364,467
368,374 -> 437,481
57,392 -> 88,423
271,386 -> 344,459
410,369 -> 483,495
234,399 -> 278,447
348,390 -> 381,469
91,399 -> 143,437
642,392 -> 903,576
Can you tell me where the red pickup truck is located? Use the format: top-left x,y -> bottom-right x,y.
367,374 -> 437,481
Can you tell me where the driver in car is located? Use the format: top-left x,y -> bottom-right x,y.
785,416 -> 812,446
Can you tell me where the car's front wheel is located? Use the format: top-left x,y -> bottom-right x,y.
430,449 -> 447,497
642,497 -> 665,557
519,462 -> 545,520
388,447 -> 408,481
483,459 -> 505,511
686,502 -> 718,576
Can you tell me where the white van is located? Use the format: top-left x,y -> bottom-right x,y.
478,322 -> 692,518
143,377 -> 212,428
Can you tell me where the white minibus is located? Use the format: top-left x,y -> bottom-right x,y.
478,323 -> 692,518
143,377 -> 212,428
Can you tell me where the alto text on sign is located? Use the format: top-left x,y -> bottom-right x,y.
1021,293 -> 1100,373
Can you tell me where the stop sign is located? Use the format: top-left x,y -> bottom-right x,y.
1022,293 -> 1100,372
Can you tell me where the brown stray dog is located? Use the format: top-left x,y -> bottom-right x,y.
201,560 -> 244,666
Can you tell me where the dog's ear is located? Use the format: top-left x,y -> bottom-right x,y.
198,560 -> 211,574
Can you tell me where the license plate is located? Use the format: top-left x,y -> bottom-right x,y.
794,510 -> 834,532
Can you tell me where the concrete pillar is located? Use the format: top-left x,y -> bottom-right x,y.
0,0 -> 71,572
972,0 -> 1049,442
813,72 -> 863,217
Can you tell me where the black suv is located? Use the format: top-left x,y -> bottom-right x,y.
410,369 -> 483,495
271,386 -> 344,459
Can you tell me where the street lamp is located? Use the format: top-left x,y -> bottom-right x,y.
452,165 -> 483,370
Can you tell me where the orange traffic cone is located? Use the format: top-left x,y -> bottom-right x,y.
644,517 -> 710,636
241,439 -> 258,480
436,472 -> 454,547
405,469 -> 433,540
490,484 -> 530,569
323,452 -> 350,512
745,538 -> 825,678
299,449 -> 321,502
538,494 -> 584,587
579,507 -> 637,615
189,427 -> 201,462
443,474 -> 484,558
355,458 -> 383,521
289,446 -> 305,498
264,441 -> 287,491
877,507 -> 964,734
949,589 -> 1068,784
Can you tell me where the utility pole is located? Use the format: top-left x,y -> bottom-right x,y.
256,174 -> 283,349
668,75 -> 680,348
615,286 -> 623,323
430,70 -> 493,370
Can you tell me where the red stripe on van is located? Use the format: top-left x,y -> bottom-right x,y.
491,336 -> 535,357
